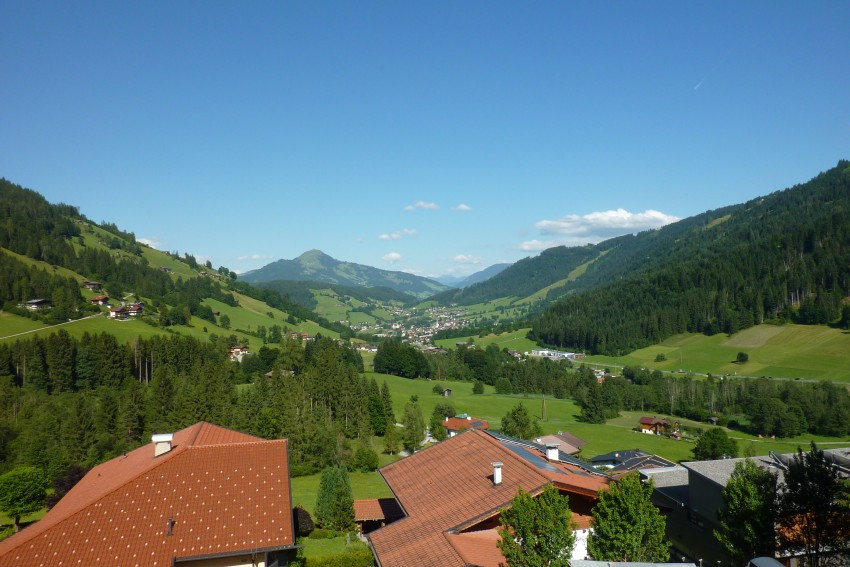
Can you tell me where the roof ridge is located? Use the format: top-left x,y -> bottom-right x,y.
188,438 -> 287,449
0,428 -> 194,556
188,420 -> 208,446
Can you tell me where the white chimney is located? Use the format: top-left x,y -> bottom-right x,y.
545,443 -> 560,461
152,433 -> 174,457
492,462 -> 503,486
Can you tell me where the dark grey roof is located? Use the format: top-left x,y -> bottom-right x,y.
683,447 -> 850,488
589,449 -> 646,465
609,454 -> 676,473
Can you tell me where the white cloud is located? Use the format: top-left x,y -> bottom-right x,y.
379,228 -> 417,241
404,201 -> 439,211
452,203 -> 472,212
451,254 -> 483,265
535,208 -> 679,238
518,208 -> 679,252
235,253 -> 274,261
138,237 -> 165,249
382,252 -> 402,263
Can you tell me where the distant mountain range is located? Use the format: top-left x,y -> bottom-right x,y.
435,263 -> 511,288
240,249 -> 453,299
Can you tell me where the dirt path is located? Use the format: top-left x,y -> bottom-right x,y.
0,312 -> 103,340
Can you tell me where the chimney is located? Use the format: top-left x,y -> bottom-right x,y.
152,433 -> 174,457
545,443 -> 560,461
492,462 -> 503,486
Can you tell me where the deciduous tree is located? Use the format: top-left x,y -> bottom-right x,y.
715,459 -> 778,564
692,427 -> 738,460
588,473 -> 669,562
0,466 -> 48,532
778,443 -> 850,567
498,484 -> 575,567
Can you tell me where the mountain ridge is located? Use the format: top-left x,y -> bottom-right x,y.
240,249 -> 452,299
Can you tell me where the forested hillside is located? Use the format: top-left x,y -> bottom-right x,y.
0,178 -> 348,337
532,161 -> 850,354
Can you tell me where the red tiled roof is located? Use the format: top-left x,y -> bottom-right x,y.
354,498 -> 404,522
443,416 -> 489,432
444,529 -> 503,567
639,416 -> 669,426
369,429 -> 609,567
0,422 -> 295,566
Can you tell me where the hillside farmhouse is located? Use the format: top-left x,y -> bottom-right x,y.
639,416 -> 671,435
368,428 -> 610,567
0,422 -> 298,567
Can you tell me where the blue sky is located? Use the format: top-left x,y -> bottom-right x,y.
2,2 -> 848,279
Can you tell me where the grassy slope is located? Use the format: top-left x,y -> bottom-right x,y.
584,323 -> 850,382
433,329 -> 538,354
0,241 -> 339,347
436,323 -> 850,382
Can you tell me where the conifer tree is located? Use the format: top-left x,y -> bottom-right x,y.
314,466 -> 354,532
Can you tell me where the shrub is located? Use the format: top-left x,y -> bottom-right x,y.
308,528 -> 337,539
305,546 -> 375,566
293,506 -> 314,537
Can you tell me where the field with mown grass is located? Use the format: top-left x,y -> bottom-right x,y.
433,328 -> 537,354
369,372 -> 850,463
435,323 -> 850,382
583,323 -> 850,382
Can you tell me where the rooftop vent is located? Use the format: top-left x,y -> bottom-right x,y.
152,433 -> 174,457
492,462 -> 503,486
545,443 -> 560,462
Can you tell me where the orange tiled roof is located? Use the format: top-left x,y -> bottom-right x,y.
443,416 -> 489,432
354,498 -> 404,522
368,428 -> 609,567
0,422 -> 295,567
445,529 -> 503,567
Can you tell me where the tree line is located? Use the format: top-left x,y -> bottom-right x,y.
373,340 -> 850,439
0,331 -> 392,484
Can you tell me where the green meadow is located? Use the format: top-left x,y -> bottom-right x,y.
435,323 -> 850,382
369,372 -> 850,463
433,329 -> 538,353
584,323 -> 850,382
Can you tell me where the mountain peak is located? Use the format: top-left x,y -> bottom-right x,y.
241,250 -> 451,299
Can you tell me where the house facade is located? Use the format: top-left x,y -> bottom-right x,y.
639,416 -> 671,435
0,422 -> 299,567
